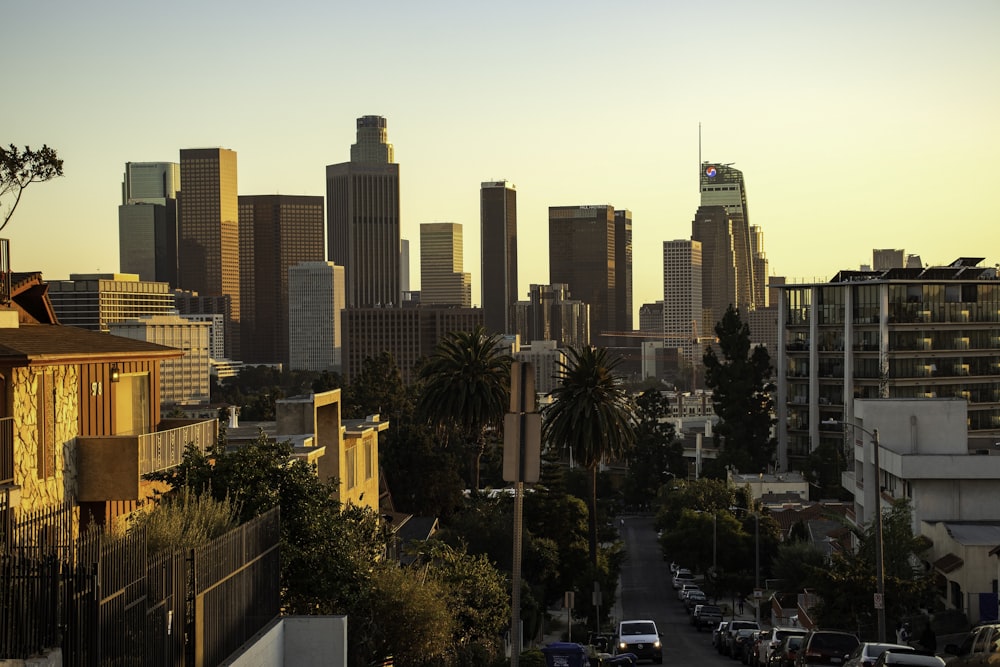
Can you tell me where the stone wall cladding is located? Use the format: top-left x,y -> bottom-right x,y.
12,365 -> 79,512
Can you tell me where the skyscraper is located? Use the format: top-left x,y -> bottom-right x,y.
548,204 -> 617,346
238,194 -> 325,366
480,180 -> 517,334
326,116 -> 401,308
614,209 -> 633,336
177,147 -> 241,358
699,162 -> 755,313
691,205 -> 737,335
420,222 -> 471,307
119,162 -> 180,286
288,261 -> 345,372
662,239 -> 702,367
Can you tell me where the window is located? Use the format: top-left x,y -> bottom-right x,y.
364,439 -> 374,481
345,446 -> 357,490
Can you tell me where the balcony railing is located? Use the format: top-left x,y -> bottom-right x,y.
139,419 -> 217,476
77,419 -> 217,501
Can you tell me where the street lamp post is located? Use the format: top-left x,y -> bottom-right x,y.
824,418 -> 886,643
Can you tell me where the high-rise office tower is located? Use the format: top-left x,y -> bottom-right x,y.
177,147 -> 241,359
749,224 -> 768,309
514,283 -> 590,349
288,261 -> 345,372
480,180 -> 517,334
420,222 -> 471,307
614,209 -> 633,337
699,162 -> 754,312
326,115 -> 401,308
119,162 -> 180,286
238,194 -> 325,366
662,239 -> 702,368
549,205 -> 618,346
691,205 -> 737,335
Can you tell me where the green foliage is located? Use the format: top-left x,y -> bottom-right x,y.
145,431 -> 386,616
803,441 -> 854,501
417,326 -> 511,490
129,489 -> 238,556
810,500 -> 935,639
543,346 -> 637,568
654,478 -> 738,532
0,143 -> 64,231
771,540 -> 827,593
379,419 -> 466,520
702,306 -> 776,475
354,563 -> 455,666
624,389 -> 684,506
343,351 -> 414,421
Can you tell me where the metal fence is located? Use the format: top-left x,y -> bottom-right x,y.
0,504 -> 280,666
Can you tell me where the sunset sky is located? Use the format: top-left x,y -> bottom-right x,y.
6,1 -> 999,323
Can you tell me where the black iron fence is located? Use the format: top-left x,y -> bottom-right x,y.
0,503 -> 280,666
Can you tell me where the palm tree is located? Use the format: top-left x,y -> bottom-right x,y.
416,326 -> 511,490
542,345 -> 637,568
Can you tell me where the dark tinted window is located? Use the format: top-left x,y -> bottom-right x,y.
621,622 -> 656,635
811,632 -> 859,652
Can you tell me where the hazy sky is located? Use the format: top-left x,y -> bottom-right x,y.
6,1 -> 999,323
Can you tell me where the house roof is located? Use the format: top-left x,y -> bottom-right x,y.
0,323 -> 182,365
944,522 -> 1000,546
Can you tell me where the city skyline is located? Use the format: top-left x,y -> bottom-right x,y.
5,2 -> 999,324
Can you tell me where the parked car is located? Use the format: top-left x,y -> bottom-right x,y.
684,589 -> 708,612
677,584 -> 701,602
673,570 -> 696,589
761,628 -> 808,666
772,634 -> 805,667
752,629 -> 773,666
944,621 -> 1000,666
843,642 -> 914,667
733,629 -> 760,663
714,621 -> 732,653
616,618 -> 663,665
871,652 -> 944,666
726,620 -> 761,657
795,629 -> 860,666
693,604 -> 724,631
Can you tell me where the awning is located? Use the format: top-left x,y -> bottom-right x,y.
933,553 -> 964,574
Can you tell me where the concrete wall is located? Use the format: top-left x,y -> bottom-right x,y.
220,616 -> 347,666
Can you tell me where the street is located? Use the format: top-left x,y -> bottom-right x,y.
618,514 -> 753,665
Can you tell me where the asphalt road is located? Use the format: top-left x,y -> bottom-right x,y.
618,514 -> 747,665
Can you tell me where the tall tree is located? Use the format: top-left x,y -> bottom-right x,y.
416,326 -> 511,490
344,350 -> 414,421
542,346 -> 637,569
811,499 -> 934,639
0,143 -> 63,231
703,305 -> 776,475
624,389 -> 684,506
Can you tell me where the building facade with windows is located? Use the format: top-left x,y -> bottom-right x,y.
326,116 -> 401,309
47,274 -> 176,332
420,222 -> 471,307
238,194 -> 325,366
480,180 -> 518,335
775,259 -> 1000,471
119,161 -> 180,286
288,261 -> 345,372
178,147 -> 241,359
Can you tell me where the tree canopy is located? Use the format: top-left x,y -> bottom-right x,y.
703,305 -> 776,476
0,143 -> 63,231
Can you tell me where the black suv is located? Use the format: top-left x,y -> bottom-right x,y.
795,629 -> 860,666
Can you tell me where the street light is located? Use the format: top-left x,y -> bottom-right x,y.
823,418 -> 886,643
730,506 -> 760,625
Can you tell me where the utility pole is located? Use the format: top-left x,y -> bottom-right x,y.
504,362 -> 541,667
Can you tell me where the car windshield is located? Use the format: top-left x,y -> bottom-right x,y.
622,622 -> 656,636
812,633 -> 858,652
786,636 -> 803,649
